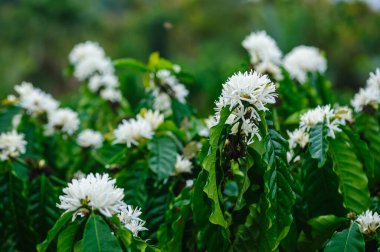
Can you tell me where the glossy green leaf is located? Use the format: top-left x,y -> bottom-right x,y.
82,213 -> 122,252
37,212 -> 74,252
113,58 -> 148,72
147,135 -> 177,180
308,122 -> 329,167
329,134 -> 370,213
324,223 -> 365,252
57,220 -> 84,252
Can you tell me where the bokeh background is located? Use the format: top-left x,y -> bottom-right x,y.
1,0 -> 380,115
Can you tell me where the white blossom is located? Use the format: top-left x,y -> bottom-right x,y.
74,56 -> 114,81
15,82 -> 59,116
57,173 -> 125,219
45,108 -> 80,136
284,45 -> 327,83
100,88 -> 122,103
174,154 -> 193,174
154,92 -> 172,114
118,204 -> 147,236
153,69 -> 189,104
356,210 -> 380,235
0,130 -> 27,161
137,110 -> 164,130
88,74 -> 119,93
113,118 -> 153,147
69,41 -> 105,65
287,128 -> 309,149
77,129 -> 103,149
351,86 -> 380,112
125,219 -> 148,237
242,31 -> 282,79
367,68 -> 380,89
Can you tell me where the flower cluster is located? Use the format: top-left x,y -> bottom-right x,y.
211,70 -> 277,145
351,68 -> 380,112
283,45 -> 327,83
57,173 -> 147,236
113,109 -> 164,147
242,31 -> 283,80
356,210 -> 380,236
174,154 -> 193,175
0,130 -> 27,161
13,82 -> 80,136
148,68 -> 189,115
287,105 -> 353,161
77,129 -> 103,149
15,82 -> 59,116
69,41 -> 122,103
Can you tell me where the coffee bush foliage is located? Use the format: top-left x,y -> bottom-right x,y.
1,31 -> 380,251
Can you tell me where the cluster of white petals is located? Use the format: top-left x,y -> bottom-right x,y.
351,68 -> 380,112
287,128 -> 309,149
356,210 -> 380,235
118,205 -> 147,236
211,70 -> 277,144
174,154 -> 193,174
113,109 -> 163,148
242,31 -> 283,80
45,108 -> 80,136
0,130 -> 27,161
148,67 -> 189,115
284,46 -> 327,83
57,173 -> 125,218
77,129 -> 103,149
69,41 -> 122,103
15,82 -> 59,116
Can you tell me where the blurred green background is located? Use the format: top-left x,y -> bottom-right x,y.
1,0 -> 380,115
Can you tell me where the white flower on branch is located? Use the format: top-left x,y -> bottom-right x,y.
137,109 -> 164,130
287,128 -> 309,149
0,130 -> 27,161
88,74 -> 119,93
100,88 -> 122,103
351,70 -> 380,113
69,41 -> 105,65
284,45 -> 327,83
174,154 -> 193,174
57,173 -> 125,219
356,210 -> 380,236
113,118 -> 153,147
77,129 -> 103,149
45,108 -> 80,136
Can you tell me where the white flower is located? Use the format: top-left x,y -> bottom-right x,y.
367,68 -> 380,89
335,106 -> 353,124
287,128 -> 309,149
88,74 -> 119,93
174,154 -> 193,174
242,31 -> 282,66
137,110 -> 164,130
356,210 -> 380,235
77,129 -> 103,149
74,56 -> 113,81
173,64 -> 181,73
286,151 -> 300,163
57,173 -> 125,218
125,219 -> 148,237
12,114 -> 22,129
69,41 -> 105,65
45,108 -> 80,136
154,92 -> 172,114
155,69 -> 189,103
15,82 -> 59,116
113,118 -> 153,147
284,45 -> 327,83
205,115 -> 218,129
220,70 -> 277,111
185,179 -> 194,188
172,83 -> 189,103
118,205 -> 143,226
100,88 -> 122,103
351,86 -> 380,112
0,130 -> 27,160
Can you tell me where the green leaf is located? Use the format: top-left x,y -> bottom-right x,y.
324,223 -> 365,252
82,213 -> 122,252
37,212 -> 74,252
171,99 -> 193,127
329,133 -> 370,213
113,58 -> 148,72
0,171 -> 37,251
308,122 -> 329,167
57,219 -> 84,252
0,105 -> 21,132
301,153 -> 346,218
257,130 -> 296,251
202,107 -> 231,228
147,135 -> 177,180
29,175 -> 60,240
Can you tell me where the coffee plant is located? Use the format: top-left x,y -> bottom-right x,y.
1,31 -> 380,251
